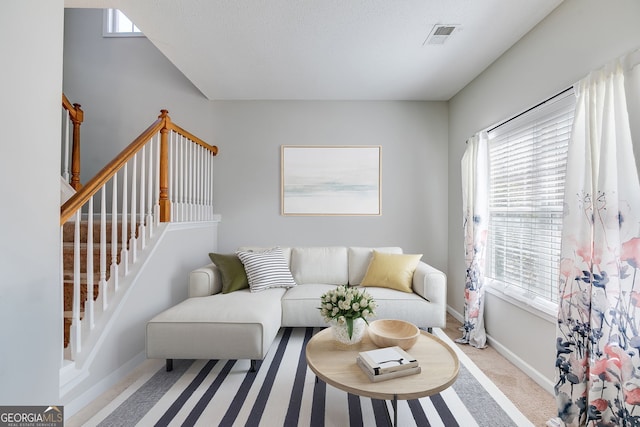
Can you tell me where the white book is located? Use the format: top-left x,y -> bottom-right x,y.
358,346 -> 418,375
356,357 -> 421,382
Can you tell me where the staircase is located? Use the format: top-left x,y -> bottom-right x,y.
61,220 -> 130,348
60,100 -> 218,364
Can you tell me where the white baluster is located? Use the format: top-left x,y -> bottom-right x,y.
210,150 -> 215,219
202,145 -> 207,220
185,135 -> 189,221
120,163 -> 129,276
183,135 -> 187,221
208,149 -> 213,220
189,140 -> 194,221
147,135 -> 154,238
193,142 -> 198,221
99,187 -> 108,311
206,146 -> 210,220
71,211 -> 82,356
86,198 -> 95,329
179,135 -> 185,222
156,133 -> 162,227
201,146 -> 206,220
168,132 -> 174,223
193,141 -> 197,221
130,154 -> 138,263
195,142 -> 199,221
175,135 -> 181,222
139,146 -> 147,250
111,172 -> 119,291
204,148 -> 210,220
205,148 -> 210,220
197,144 -> 203,221
203,145 -> 209,220
185,136 -> 189,220
183,138 -> 188,222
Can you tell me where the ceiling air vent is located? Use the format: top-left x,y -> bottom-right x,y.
424,25 -> 458,45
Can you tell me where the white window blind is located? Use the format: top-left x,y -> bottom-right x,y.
486,90 -> 575,304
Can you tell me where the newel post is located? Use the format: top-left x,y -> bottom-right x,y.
159,110 -> 171,222
70,103 -> 84,190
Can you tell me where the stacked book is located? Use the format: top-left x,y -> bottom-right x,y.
356,346 -> 421,382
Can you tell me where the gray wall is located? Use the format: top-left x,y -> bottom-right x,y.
63,9 -> 214,183
0,0 -> 63,404
63,8 -> 451,272
447,0 -> 640,388
210,101 -> 448,267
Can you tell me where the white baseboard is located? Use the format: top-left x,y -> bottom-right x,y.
486,335 -> 554,394
446,306 -> 554,394
447,305 -> 464,323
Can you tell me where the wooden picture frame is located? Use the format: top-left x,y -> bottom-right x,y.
281,145 -> 381,216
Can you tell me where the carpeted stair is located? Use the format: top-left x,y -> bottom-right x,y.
62,220 -> 128,348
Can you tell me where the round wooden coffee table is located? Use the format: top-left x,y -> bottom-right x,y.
305,328 -> 459,426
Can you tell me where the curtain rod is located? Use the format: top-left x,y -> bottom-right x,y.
474,46 -> 640,142
485,86 -> 573,135
627,47 -> 640,70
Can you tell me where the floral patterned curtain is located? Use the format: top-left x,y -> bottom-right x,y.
458,131 -> 489,348
555,59 -> 640,426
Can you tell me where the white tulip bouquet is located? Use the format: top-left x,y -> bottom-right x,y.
319,285 -> 377,339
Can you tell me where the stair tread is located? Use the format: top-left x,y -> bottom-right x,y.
62,220 -> 149,349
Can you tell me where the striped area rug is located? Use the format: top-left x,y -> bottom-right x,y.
85,328 -> 532,427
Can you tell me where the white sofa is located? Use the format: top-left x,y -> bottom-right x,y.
146,246 -> 447,371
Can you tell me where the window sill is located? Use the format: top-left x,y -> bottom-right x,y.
102,33 -> 146,38
484,279 -> 557,324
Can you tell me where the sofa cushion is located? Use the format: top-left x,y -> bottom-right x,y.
146,288 -> 285,360
290,247 -> 348,285
281,284 -> 338,327
362,286 -> 438,328
237,247 -> 297,292
208,253 -> 249,293
360,251 -> 422,293
348,247 -> 403,285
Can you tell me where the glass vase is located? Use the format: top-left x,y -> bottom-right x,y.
330,317 -> 366,345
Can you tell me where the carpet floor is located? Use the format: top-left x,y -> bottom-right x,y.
73,327 -> 532,427
441,314 -> 556,426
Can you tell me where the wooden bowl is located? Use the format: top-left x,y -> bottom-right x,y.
367,319 -> 420,350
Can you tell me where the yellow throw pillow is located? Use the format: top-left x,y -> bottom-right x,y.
360,251 -> 422,293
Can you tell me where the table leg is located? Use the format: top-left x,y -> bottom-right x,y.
381,395 -> 399,426
392,394 -> 398,427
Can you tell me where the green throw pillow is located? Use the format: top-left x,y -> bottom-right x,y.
208,253 -> 249,293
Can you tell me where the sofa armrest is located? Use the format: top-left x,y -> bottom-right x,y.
188,263 -> 223,297
412,261 -> 447,326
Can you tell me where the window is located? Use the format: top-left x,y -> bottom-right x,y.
485,89 -> 575,310
103,9 -> 143,37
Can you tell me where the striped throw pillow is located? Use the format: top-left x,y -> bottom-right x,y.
236,247 -> 297,292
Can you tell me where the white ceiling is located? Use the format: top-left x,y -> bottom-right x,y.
65,0 -> 563,101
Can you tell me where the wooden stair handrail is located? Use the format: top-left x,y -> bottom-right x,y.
62,94 -> 84,190
60,110 -> 217,225
166,120 -> 218,156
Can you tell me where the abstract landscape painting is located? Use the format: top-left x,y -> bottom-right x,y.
281,146 -> 381,215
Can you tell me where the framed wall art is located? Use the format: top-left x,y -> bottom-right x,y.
281,145 -> 381,216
